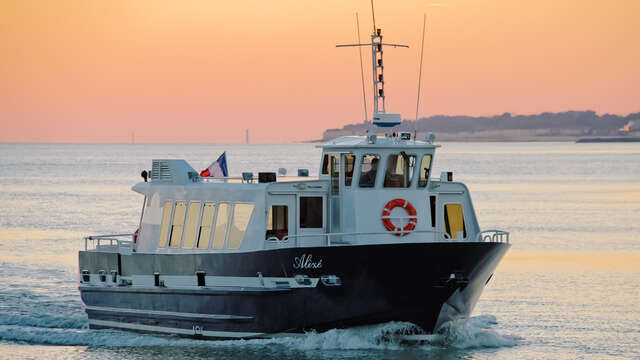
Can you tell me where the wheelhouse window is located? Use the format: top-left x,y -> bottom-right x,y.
444,204 -> 466,239
169,201 -> 187,247
321,154 -> 329,175
418,154 -> 432,188
158,201 -> 172,247
300,196 -> 323,228
212,202 -> 230,249
182,202 -> 201,248
359,154 -> 380,188
330,155 -> 340,195
266,205 -> 288,240
384,153 -> 416,188
197,202 -> 215,248
344,154 -> 355,186
228,204 -> 254,249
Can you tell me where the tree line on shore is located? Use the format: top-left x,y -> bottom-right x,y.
326,110 -> 639,137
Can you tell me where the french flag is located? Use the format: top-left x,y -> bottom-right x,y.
200,152 -> 229,178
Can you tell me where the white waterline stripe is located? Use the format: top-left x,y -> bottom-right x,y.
85,306 -> 252,320
89,319 -> 263,338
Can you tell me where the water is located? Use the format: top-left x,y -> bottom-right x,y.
0,142 -> 638,359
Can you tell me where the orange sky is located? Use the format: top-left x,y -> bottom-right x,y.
1,0 -> 639,143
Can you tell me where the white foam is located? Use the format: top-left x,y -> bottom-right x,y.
430,314 -> 522,349
0,314 -> 88,330
0,316 -> 521,350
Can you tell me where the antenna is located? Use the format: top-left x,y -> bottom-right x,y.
336,4 -> 408,128
356,13 -> 368,123
370,0 -> 377,34
415,13 -> 427,123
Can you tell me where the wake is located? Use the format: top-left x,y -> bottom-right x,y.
0,315 -> 521,349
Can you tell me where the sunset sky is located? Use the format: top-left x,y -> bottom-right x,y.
1,0 -> 638,143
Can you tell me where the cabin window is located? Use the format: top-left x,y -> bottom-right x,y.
169,201 -> 187,247
444,204 -> 466,239
418,154 -> 432,188
197,202 -> 215,248
359,154 -> 380,188
212,202 -> 230,249
321,154 -> 329,175
182,202 -> 201,248
330,155 -> 340,195
158,201 -> 172,247
384,153 -> 416,188
430,195 -> 436,227
228,204 -> 254,249
300,196 -> 323,228
266,205 -> 288,240
344,154 -> 355,186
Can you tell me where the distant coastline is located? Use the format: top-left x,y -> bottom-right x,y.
322,110 -> 639,142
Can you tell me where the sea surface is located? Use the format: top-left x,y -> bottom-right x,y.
0,142 -> 638,359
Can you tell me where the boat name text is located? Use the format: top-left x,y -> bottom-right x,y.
293,254 -> 323,269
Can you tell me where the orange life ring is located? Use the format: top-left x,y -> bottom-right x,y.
381,198 -> 418,236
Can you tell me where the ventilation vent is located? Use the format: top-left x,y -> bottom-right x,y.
151,160 -> 172,182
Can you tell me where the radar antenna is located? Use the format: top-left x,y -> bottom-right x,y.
336,0 -> 408,128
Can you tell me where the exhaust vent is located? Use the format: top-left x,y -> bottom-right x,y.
151,160 -> 172,182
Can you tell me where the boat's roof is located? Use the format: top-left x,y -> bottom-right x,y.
318,135 -> 439,150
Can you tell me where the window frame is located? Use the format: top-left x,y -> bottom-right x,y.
358,153 -> 381,189
197,202 -> 216,249
182,201 -> 202,248
158,200 -> 173,247
383,152 -> 418,189
227,203 -> 255,249
330,154 -> 340,195
343,154 -> 356,187
266,204 -> 289,240
443,203 -> 467,239
418,153 -> 433,188
299,196 -> 324,229
212,202 -> 231,249
169,201 -> 187,248
321,153 -> 329,175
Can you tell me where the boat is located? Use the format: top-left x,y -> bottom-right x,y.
78,15 -> 510,340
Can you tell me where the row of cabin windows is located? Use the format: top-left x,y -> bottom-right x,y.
322,153 -> 432,189
264,196 -> 465,240
158,201 -> 254,249
265,196 -> 323,240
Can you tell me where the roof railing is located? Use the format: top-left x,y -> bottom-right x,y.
84,233 -> 134,252
267,229 -> 451,247
475,229 -> 510,244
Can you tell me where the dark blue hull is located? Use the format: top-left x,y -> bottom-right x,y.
79,242 -> 509,338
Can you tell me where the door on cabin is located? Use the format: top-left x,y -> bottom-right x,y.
442,202 -> 467,241
297,194 -> 326,247
266,195 -> 295,245
329,154 -> 341,236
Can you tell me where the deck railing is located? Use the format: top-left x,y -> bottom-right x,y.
84,233 -> 134,252
474,229 -> 510,243
266,229 -> 451,247
267,228 -> 510,247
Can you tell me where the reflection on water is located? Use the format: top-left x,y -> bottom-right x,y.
0,142 -> 639,359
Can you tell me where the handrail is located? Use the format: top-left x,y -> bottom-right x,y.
84,233 -> 134,251
475,229 -> 510,244
266,229 -> 451,247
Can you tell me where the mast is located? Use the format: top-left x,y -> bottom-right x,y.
336,6 -> 408,128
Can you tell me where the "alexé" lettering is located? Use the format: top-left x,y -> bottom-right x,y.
293,254 -> 323,269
